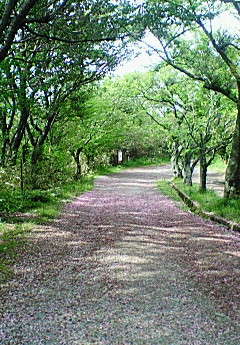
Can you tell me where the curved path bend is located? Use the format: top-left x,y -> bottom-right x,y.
1,165 -> 240,344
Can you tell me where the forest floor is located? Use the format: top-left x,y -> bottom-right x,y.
1,164 -> 240,344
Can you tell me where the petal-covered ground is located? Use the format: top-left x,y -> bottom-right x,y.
1,165 -> 240,344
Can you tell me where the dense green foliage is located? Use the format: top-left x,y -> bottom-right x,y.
0,0 -> 239,222
0,0 -> 143,182
144,0 -> 240,197
0,223 -> 30,283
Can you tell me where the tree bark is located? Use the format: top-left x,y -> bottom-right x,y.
183,152 -> 193,186
0,0 -> 40,62
30,112 -> 57,165
70,147 -> 84,178
224,90 -> 240,198
1,111 -> 7,165
11,66 -> 30,164
11,106 -> 29,164
74,148 -> 83,178
171,142 -> 183,178
199,153 -> 207,191
182,151 -> 199,186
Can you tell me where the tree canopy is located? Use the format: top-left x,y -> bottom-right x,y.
142,0 -> 240,197
0,0 -> 239,200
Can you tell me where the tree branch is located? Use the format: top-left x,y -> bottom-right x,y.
221,0 -> 240,16
143,109 -> 169,130
0,0 -> 18,37
196,17 -> 240,81
0,0 -> 39,62
24,25 -> 129,44
203,82 -> 237,103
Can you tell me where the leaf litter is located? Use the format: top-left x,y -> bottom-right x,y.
0,164 -> 240,344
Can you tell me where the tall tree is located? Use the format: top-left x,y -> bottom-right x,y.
0,0 -> 143,168
137,67 -> 234,188
144,0 -> 240,197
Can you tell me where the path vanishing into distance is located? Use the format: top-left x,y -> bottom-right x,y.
1,164 -> 240,344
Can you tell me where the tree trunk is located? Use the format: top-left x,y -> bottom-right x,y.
74,147 -> 83,178
171,142 -> 183,178
0,111 -> 7,165
224,90 -> 240,198
75,155 -> 82,177
30,113 -> 57,166
1,140 -> 7,165
183,152 -> 193,186
11,66 -> 29,165
31,144 -> 43,166
11,107 -> 29,164
199,153 -> 207,191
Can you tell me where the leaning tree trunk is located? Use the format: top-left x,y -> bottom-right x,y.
171,142 -> 183,178
29,113 -> 57,188
224,93 -> 240,198
74,148 -> 83,178
70,147 -> 83,179
30,113 -> 57,166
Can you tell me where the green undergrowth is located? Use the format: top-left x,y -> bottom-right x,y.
158,178 -> 240,224
94,165 -> 123,176
0,223 -> 30,284
1,176 -> 94,223
157,179 -> 182,202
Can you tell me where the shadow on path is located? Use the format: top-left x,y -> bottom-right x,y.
0,165 -> 239,344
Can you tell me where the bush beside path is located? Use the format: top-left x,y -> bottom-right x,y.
1,165 -> 240,344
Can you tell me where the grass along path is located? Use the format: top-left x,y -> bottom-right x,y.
157,163 -> 240,225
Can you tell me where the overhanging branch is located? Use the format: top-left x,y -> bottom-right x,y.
24,25 -> 129,44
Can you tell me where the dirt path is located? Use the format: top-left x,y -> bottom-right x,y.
1,165 -> 240,344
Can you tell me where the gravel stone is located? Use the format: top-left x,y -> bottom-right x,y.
0,164 -> 239,344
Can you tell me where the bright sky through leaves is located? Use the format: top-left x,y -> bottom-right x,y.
114,7 -> 239,76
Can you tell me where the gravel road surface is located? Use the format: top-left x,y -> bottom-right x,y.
1,164 -> 240,344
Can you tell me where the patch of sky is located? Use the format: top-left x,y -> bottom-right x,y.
113,4 -> 239,76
